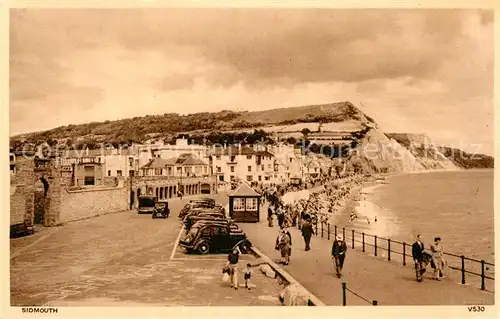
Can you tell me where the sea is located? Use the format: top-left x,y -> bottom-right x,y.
370,170 -> 495,263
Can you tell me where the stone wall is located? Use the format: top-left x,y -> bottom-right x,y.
59,185 -> 129,224
10,156 -> 35,228
10,185 -> 26,225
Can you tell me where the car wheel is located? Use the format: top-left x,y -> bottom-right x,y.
198,241 -> 210,255
239,241 -> 251,254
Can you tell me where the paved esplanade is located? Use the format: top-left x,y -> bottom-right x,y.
238,202 -> 494,306
10,193 -> 282,307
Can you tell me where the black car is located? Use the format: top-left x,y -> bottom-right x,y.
183,212 -> 227,230
190,198 -> 216,207
179,223 -> 251,255
152,200 -> 170,219
178,198 -> 217,218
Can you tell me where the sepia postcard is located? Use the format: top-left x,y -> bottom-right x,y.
1,1 -> 498,318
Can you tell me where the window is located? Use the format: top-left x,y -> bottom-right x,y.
129,157 -> 134,166
230,166 -> 235,172
217,227 -> 228,236
167,167 -> 173,175
154,169 -> 162,175
258,176 -> 262,181
216,155 -> 221,160
265,176 -> 270,181
216,166 -> 222,173
268,164 -> 272,169
230,156 -> 236,162
230,175 -> 235,181
117,170 -> 123,177
219,175 -> 224,182
247,166 -> 252,172
233,198 -> 245,211
245,198 -> 258,211
290,158 -> 293,163
201,227 -> 211,237
108,170 -> 111,176
129,170 -> 135,177
246,175 -> 253,182
246,155 -> 252,160
261,165 -> 264,170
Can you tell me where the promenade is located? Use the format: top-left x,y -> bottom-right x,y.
238,203 -> 495,306
10,193 -> 282,307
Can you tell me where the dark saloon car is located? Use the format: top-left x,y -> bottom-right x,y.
179,222 -> 251,255
183,212 -> 227,230
138,195 -> 157,214
152,200 -> 170,219
178,198 -> 217,219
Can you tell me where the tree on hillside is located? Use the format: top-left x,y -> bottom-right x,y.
301,128 -> 311,139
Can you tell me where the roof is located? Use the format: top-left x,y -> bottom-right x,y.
229,183 -> 261,197
141,154 -> 208,169
140,158 -> 172,169
176,153 -> 207,165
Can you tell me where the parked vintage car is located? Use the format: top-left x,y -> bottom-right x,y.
183,212 -> 227,230
190,198 -> 216,207
152,200 -> 170,219
178,198 -> 222,218
138,196 -> 170,218
179,222 -> 251,255
138,195 -> 157,214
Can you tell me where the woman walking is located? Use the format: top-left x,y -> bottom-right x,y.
267,206 -> 274,227
276,228 -> 291,265
430,237 -> 446,280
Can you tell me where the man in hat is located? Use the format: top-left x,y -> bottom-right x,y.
412,234 -> 426,282
331,235 -> 347,278
301,215 -> 314,251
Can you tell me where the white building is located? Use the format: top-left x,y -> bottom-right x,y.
209,146 -> 275,184
267,143 -> 303,184
139,153 -> 210,178
137,138 -> 209,169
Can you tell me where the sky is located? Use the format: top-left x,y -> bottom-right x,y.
9,9 -> 494,155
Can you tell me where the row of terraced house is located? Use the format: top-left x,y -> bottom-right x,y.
9,137 -> 332,234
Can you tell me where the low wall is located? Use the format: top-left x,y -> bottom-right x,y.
59,185 -> 129,224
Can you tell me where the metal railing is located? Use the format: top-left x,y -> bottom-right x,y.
342,282 -> 378,306
314,221 -> 495,291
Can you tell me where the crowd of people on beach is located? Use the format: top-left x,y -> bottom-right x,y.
223,170 -> 451,288
260,173 -> 374,268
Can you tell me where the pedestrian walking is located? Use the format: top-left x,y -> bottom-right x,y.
277,205 -> 285,228
331,235 -> 347,278
430,237 -> 446,280
227,247 -> 241,289
412,234 -> 426,282
276,227 -> 291,265
301,216 -> 314,251
243,263 -> 252,290
267,206 -> 274,227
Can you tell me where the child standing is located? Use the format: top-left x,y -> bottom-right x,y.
243,263 -> 252,290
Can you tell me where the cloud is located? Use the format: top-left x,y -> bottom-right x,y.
8,9 -> 494,155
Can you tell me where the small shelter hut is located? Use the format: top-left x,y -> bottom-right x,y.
228,183 -> 261,222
